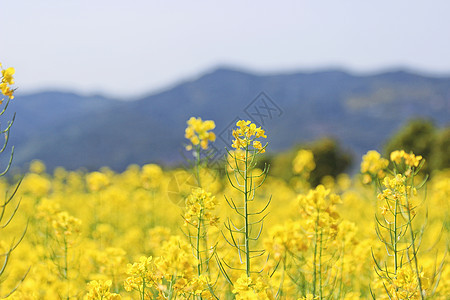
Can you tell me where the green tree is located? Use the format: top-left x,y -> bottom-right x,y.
432,127 -> 450,170
383,119 -> 449,173
308,138 -> 352,186
269,137 -> 352,186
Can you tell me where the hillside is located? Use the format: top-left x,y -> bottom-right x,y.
7,67 -> 450,171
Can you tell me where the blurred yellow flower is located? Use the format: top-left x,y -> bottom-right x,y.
185,117 -> 216,150
360,150 -> 388,183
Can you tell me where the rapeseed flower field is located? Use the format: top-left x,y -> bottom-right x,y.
0,62 -> 448,299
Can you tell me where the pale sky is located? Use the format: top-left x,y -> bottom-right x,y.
2,0 -> 450,98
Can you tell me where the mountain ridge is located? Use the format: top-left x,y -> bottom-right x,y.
6,67 -> 450,171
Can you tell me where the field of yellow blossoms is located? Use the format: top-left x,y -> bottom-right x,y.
0,63 -> 448,299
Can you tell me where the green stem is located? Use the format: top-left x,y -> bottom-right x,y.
404,177 -> 425,300
197,209 -> 203,276
168,276 -> 174,300
195,146 -> 202,187
64,237 -> 69,300
244,146 -> 250,277
394,194 -> 398,274
319,230 -> 323,300
141,278 -> 146,300
277,257 -> 286,297
337,242 -> 345,299
313,214 -> 319,296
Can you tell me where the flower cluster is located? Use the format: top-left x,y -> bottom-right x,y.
378,174 -> 417,216
297,185 -> 341,239
232,274 -> 270,300
124,236 -> 206,298
30,159 -> 47,174
390,150 -> 423,168
156,236 -> 197,287
36,198 -> 61,222
231,120 -> 267,153
51,211 -> 82,242
184,188 -> 219,227
140,163 -> 163,190
123,256 -> 160,295
94,247 -> 127,283
181,274 -> 210,297
374,264 -> 429,300
22,173 -> 52,197
264,220 -> 307,260
0,62 -> 15,100
360,150 -> 389,184
293,149 -> 316,176
86,171 -> 110,192
184,117 -> 216,150
85,280 -> 121,300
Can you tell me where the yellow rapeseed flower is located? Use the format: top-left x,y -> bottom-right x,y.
360,150 -> 389,183
51,211 -> 82,242
0,64 -> 15,100
293,149 -> 316,175
86,171 -> 110,192
1,67 -> 15,85
185,117 -> 216,150
390,150 -> 423,168
85,280 -> 121,300
231,120 -> 267,153
184,188 -> 219,227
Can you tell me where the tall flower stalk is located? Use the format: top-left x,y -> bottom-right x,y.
218,120 -> 270,281
0,62 -> 28,298
372,150 -> 442,299
183,117 -> 218,299
184,116 -> 216,188
297,185 -> 342,299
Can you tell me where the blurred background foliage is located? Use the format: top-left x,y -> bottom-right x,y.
260,118 -> 449,186
383,118 -> 450,173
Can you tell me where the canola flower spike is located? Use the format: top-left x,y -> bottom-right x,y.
0,63 -> 15,100
0,60 -> 27,300
140,163 -> 163,189
1,67 -> 15,85
360,150 -> 389,184
52,211 -> 82,241
231,120 -> 267,153
377,173 -> 419,218
124,256 -> 155,290
372,149 -> 432,300
293,149 -> 316,175
232,274 -> 270,300
123,236 -> 210,298
373,264 -> 429,300
296,185 -> 344,297
86,171 -> 110,192
29,159 -> 46,174
263,220 -> 308,261
93,247 -> 127,286
22,172 -> 52,197
185,117 -> 216,150
85,280 -> 121,300
220,118 -> 271,282
390,150 -> 423,168
184,187 -> 219,227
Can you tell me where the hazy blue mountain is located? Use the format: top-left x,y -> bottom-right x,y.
6,67 -> 450,171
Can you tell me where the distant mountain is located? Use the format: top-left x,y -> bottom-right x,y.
6,67 -> 450,171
